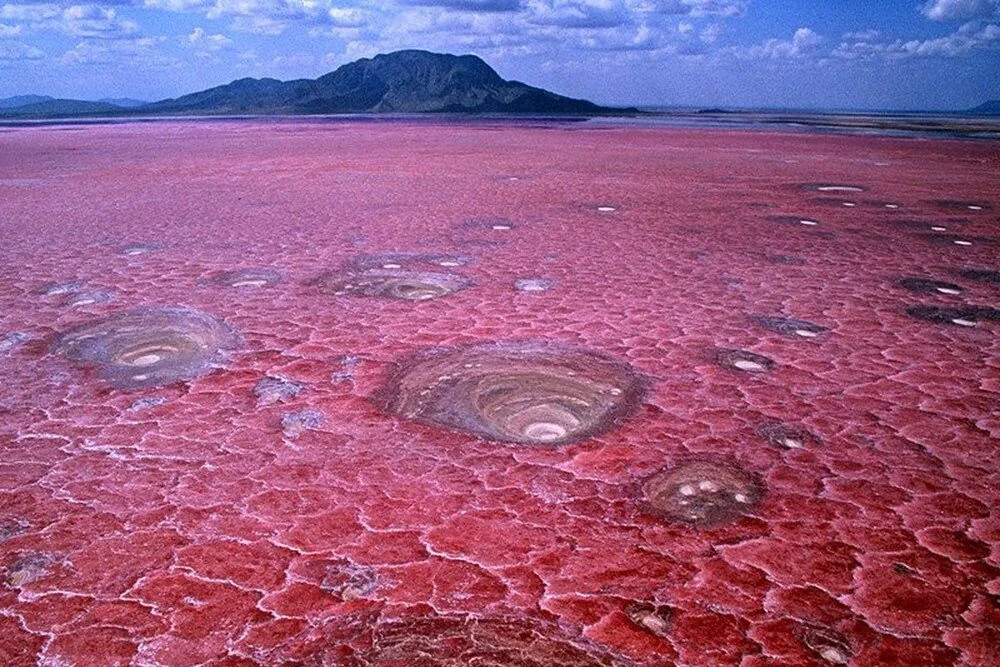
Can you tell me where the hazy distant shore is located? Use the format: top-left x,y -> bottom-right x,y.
2,110 -> 999,140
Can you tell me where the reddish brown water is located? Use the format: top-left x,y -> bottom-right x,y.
1,120 -> 998,666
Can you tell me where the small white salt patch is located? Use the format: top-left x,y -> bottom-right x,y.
968,205 -> 983,211
439,260 -> 460,267
734,360 -> 764,372
734,493 -> 748,503
492,224 -> 512,231
610,388 -> 622,396
231,279 -> 267,288
698,480 -> 719,492
818,186 -> 863,192
842,202 -> 856,207
782,438 -> 803,449
954,240 -> 973,246
930,226 -> 947,231
794,329 -> 819,338
799,219 -> 819,226
952,318 -> 977,327
382,263 -> 402,269
820,647 -> 848,664
132,374 -> 149,381
937,287 -> 961,295
72,298 -> 95,306
597,206 -> 616,212
679,485 -> 696,496
132,354 -> 162,367
885,204 -> 898,209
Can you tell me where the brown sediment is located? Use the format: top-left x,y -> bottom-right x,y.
639,459 -> 764,528
377,341 -> 645,445
52,306 -> 240,390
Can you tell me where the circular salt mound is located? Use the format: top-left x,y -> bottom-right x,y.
377,340 -> 644,445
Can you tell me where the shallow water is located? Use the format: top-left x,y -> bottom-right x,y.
0,120 -> 998,666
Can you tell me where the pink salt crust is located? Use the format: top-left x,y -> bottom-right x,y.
0,120 -> 998,666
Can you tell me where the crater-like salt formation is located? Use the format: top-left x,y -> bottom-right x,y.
898,277 -> 964,295
118,243 -> 158,256
639,459 -> 763,528
793,623 -> 853,665
315,612 -> 627,667
52,306 -> 240,390
954,268 -> 1000,284
905,305 -> 1000,327
0,332 -> 30,352
715,348 -> 776,373
800,183 -> 866,193
757,420 -> 820,450
346,252 -> 472,272
39,281 -> 85,297
311,269 -> 471,301
253,375 -> 304,406
65,290 -> 114,307
211,267 -> 282,289
377,341 -> 644,445
754,316 -> 829,338
624,601 -> 673,638
514,277 -> 556,293
930,200 -> 992,212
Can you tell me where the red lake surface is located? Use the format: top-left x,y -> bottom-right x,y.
0,119 -> 998,666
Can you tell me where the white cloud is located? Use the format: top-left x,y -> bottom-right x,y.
731,27 -> 823,59
61,36 -> 169,65
835,20 -> 1000,59
526,0 -> 632,29
648,0 -> 746,18
0,4 -> 60,22
0,21 -> 21,36
187,25 -> 233,50
59,5 -> 138,38
920,0 -> 998,21
0,39 -> 44,60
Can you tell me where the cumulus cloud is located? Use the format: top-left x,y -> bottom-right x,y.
648,0 -> 746,18
526,0 -> 631,29
0,21 -> 21,35
731,27 -> 823,59
0,4 -> 60,22
835,20 -> 1000,59
61,35 -> 170,65
0,39 -> 44,60
59,5 -> 138,38
187,25 -> 232,49
399,0 -> 524,11
920,0 -> 998,21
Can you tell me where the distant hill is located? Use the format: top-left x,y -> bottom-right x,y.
98,97 -> 147,108
966,100 -> 1000,115
0,98 -> 126,118
0,95 -> 54,109
0,51 -> 631,119
142,50 -> 630,116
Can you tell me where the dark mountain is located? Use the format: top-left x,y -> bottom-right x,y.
0,98 -> 125,118
0,95 -> 54,109
965,100 -> 1000,115
142,50 -> 630,116
0,99 -> 125,118
98,97 -> 148,108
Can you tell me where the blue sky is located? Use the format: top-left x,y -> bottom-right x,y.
0,1 -> 998,109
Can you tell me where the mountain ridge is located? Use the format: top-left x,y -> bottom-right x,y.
0,51 -> 630,119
